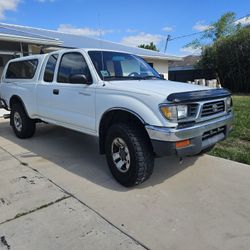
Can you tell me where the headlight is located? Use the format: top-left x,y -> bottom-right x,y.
160,104 -> 188,121
226,97 -> 233,111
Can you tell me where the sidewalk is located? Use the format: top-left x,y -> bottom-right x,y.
0,147 -> 144,250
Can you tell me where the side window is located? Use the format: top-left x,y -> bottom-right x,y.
6,59 -> 38,79
57,52 -> 92,84
43,54 -> 58,82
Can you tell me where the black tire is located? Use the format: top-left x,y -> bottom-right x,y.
11,103 -> 36,139
105,123 -> 154,187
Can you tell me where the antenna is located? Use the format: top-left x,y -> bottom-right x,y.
98,13 -> 105,81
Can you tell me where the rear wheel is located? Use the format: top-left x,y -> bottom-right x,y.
11,103 -> 36,138
105,123 -> 154,187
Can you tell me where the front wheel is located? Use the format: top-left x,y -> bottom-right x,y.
11,103 -> 36,139
105,123 -> 154,187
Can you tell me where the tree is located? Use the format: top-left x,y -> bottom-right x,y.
198,28 -> 250,92
185,12 -> 241,49
138,42 -> 159,51
183,12 -> 250,93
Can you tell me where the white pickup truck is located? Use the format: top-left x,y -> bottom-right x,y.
0,49 -> 233,186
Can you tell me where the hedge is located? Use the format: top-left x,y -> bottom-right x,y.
199,28 -> 250,93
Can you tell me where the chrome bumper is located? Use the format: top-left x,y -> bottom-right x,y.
145,112 -> 233,142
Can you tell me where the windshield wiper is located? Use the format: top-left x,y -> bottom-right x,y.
103,75 -> 163,81
104,76 -> 144,81
141,75 -> 163,80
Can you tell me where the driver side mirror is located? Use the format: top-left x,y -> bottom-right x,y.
69,74 -> 89,84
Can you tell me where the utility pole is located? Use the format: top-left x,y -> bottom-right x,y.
164,35 -> 171,53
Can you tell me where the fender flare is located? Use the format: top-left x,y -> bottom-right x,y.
99,107 -> 146,128
9,95 -> 30,118
98,107 -> 148,154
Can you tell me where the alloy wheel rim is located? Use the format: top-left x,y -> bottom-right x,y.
111,137 -> 131,173
14,112 -> 22,132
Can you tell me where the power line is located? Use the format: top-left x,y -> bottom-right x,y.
171,14 -> 249,41
164,14 -> 250,52
169,30 -> 205,41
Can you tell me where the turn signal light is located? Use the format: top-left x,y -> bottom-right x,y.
176,139 -> 190,148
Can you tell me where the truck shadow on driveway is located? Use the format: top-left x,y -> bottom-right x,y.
0,121 -> 199,190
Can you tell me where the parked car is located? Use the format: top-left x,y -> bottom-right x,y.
0,49 -> 233,186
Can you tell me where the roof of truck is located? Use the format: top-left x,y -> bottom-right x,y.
10,48 -> 169,61
6,54 -> 47,64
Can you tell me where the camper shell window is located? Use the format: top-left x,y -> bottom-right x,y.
6,59 -> 38,79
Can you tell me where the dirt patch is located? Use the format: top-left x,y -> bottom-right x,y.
0,236 -> 10,249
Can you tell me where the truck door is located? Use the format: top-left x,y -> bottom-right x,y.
43,52 -> 96,132
36,53 -> 59,119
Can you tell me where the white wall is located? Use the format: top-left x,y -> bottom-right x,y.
145,59 -> 169,80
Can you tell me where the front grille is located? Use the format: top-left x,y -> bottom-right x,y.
202,126 -> 226,140
201,100 -> 225,117
188,104 -> 198,117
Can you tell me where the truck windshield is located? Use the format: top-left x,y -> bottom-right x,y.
88,51 -> 162,81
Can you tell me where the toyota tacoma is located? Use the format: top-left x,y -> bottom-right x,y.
0,49 -> 233,186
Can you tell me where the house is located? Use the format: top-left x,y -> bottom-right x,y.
0,23 -> 181,79
168,55 -> 214,82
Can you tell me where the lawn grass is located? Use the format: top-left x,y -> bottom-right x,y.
209,95 -> 250,165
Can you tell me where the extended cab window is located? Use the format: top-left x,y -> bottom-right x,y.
44,54 -> 58,82
6,59 -> 38,79
57,52 -> 92,84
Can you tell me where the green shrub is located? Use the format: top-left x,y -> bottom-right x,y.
199,28 -> 250,93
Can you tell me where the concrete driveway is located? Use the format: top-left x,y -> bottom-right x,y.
0,119 -> 250,250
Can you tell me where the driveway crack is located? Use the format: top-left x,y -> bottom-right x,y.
0,196 -> 70,226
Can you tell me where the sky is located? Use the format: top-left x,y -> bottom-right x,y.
1,0 -> 250,56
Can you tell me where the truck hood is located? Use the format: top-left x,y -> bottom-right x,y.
108,79 -> 210,97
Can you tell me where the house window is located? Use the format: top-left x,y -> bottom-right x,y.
148,62 -> 154,68
0,54 -> 17,78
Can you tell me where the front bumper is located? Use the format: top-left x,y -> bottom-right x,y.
145,112 -> 233,156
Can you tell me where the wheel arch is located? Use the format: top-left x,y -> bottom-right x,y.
9,95 -> 30,124
98,108 -> 151,154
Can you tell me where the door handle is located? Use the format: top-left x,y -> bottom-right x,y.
78,91 -> 91,96
53,89 -> 59,95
